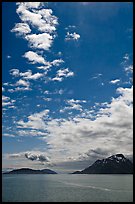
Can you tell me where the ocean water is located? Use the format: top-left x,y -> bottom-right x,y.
2,174 -> 133,202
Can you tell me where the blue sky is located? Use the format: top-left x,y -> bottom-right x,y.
2,2 -> 133,173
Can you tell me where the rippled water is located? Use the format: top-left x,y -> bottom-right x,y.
2,174 -> 133,202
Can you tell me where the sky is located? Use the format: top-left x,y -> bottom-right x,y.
2,2 -> 133,173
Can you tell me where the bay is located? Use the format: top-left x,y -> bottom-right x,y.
2,174 -> 133,202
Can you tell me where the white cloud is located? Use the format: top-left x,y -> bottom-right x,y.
124,65 -> 133,73
44,89 -> 64,95
26,72 -> 43,80
4,150 -> 53,168
2,95 -> 10,101
16,3 -> 58,33
2,95 -> 15,107
52,68 -> 74,82
25,33 -> 54,50
65,25 -> 76,30
109,79 -> 120,84
43,98 -> 52,102
10,69 -> 20,77
25,152 -> 50,162
20,70 -> 43,80
16,79 -> 30,87
51,59 -> 64,66
65,32 -> 80,41
46,88 -> 132,163
44,90 -> 49,94
10,85 -> 132,170
60,99 -> 86,113
91,73 -> 102,79
11,23 -> 31,36
17,2 -> 42,9
8,87 -> 31,92
23,51 -> 46,64
10,69 -> 43,83
123,53 -> 129,61
58,89 -> 64,95
37,58 -> 64,70
2,87 -> 5,92
17,109 -> 50,130
3,83 -> 9,86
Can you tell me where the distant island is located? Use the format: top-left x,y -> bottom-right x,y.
72,154 -> 133,174
3,168 -> 57,174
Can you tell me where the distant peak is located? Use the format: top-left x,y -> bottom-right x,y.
108,153 -> 125,159
115,154 -> 125,158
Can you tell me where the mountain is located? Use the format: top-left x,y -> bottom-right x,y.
72,154 -> 133,174
3,168 -> 57,174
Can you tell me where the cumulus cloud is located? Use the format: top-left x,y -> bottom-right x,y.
8,84 -> 132,170
5,150 -> 50,164
8,77 -> 31,92
16,3 -> 58,33
16,79 -> 30,87
10,69 -> 43,85
31,86 -> 133,165
11,23 -> 31,36
65,32 -> 80,41
17,2 -> 42,9
25,33 -> 54,50
52,68 -> 74,82
12,2 -> 58,56
23,51 -> 46,64
51,59 -> 64,66
60,99 -> 86,112
20,70 -> 43,80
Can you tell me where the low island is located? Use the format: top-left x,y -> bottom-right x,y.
3,168 -> 57,174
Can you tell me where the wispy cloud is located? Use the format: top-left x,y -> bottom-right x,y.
2,95 -> 15,107
124,65 -> 133,74
109,79 -> 120,84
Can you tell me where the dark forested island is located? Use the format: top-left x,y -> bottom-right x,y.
3,168 -> 57,174
72,154 -> 133,174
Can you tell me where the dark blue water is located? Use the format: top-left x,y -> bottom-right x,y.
2,174 -> 133,202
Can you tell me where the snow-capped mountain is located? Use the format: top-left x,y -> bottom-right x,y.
72,154 -> 133,174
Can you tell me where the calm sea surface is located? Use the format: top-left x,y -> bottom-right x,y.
2,174 -> 133,202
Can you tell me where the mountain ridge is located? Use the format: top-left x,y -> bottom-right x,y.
72,154 -> 133,174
